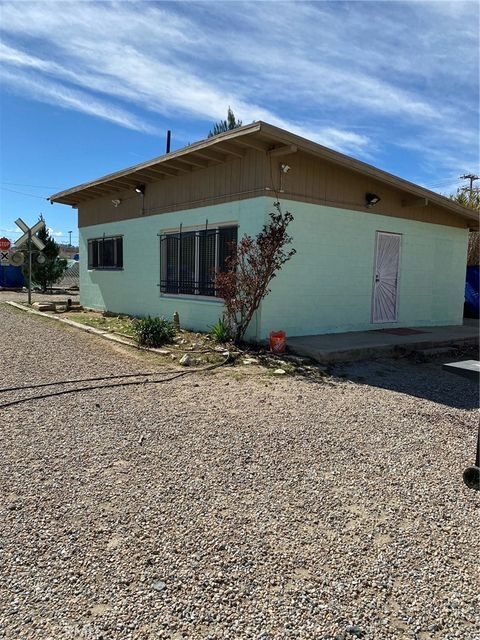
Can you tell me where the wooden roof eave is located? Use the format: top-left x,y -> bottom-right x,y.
48,120 -> 478,226
49,123 -> 262,204
255,122 -> 479,225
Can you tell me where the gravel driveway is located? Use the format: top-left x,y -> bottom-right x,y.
0,301 -> 478,640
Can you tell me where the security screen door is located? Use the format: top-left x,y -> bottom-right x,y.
372,232 -> 402,323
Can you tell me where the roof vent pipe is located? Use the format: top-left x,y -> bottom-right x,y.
166,130 -> 171,154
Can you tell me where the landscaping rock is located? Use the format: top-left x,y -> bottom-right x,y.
32,302 -> 55,312
179,354 -> 195,366
345,625 -> 366,638
152,580 -> 167,592
273,368 -> 286,375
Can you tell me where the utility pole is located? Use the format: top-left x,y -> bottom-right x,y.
28,228 -> 32,306
459,173 -> 479,196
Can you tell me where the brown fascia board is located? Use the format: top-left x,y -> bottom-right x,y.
49,120 -> 478,226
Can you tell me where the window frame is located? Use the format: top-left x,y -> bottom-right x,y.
160,223 -> 237,299
87,235 -> 123,270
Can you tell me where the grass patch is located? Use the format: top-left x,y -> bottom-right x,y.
66,312 -> 136,337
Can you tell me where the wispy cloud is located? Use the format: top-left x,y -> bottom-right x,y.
0,227 -> 22,235
0,0 -> 478,176
47,228 -> 65,237
0,65 -> 157,134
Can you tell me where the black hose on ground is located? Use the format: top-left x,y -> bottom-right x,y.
0,371 -> 164,394
0,358 -> 231,410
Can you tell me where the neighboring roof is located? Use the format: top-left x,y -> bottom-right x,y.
49,121 -> 478,226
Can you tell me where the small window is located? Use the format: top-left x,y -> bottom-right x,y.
160,225 -> 237,297
88,236 -> 123,269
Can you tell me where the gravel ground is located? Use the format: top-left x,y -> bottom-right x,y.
0,300 -> 478,640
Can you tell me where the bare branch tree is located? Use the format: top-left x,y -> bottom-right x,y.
214,202 -> 295,343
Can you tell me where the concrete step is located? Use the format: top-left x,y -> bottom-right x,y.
287,326 -> 479,365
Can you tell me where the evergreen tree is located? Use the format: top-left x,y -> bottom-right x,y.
22,215 -> 68,291
208,107 -> 242,137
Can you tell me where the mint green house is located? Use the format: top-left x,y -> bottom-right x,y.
50,122 -> 477,341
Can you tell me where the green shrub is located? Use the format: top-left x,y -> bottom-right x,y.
132,316 -> 176,347
210,317 -> 232,343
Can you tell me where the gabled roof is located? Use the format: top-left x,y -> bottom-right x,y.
49,121 -> 478,226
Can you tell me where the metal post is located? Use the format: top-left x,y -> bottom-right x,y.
462,423 -> 480,491
28,229 -> 32,305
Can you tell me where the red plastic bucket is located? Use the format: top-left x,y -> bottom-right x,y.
269,330 -> 286,353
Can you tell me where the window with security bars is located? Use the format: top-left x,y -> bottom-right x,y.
88,236 -> 123,269
160,226 -> 237,296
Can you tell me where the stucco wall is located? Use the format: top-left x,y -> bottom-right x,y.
259,200 -> 469,339
79,197 -> 468,340
79,197 -> 270,337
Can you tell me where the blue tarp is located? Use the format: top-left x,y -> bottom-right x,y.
465,266 -> 479,318
0,265 -> 25,288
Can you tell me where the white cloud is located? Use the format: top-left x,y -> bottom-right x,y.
0,0 -> 477,170
47,228 -> 65,237
0,66 -> 158,134
0,228 -> 22,234
0,2 -> 377,154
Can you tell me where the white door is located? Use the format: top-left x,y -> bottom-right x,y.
372,232 -> 401,323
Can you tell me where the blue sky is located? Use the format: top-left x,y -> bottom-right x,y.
0,0 -> 478,244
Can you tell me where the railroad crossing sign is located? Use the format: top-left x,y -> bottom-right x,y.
0,238 -> 12,265
14,218 -> 46,251
13,217 -> 46,305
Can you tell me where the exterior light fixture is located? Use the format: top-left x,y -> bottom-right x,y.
366,193 -> 381,207
135,184 -> 146,196
279,163 -> 291,193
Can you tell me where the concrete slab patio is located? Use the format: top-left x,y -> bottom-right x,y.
287,320 -> 479,363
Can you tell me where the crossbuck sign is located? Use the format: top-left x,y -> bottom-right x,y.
14,217 -> 46,305
15,218 -> 46,251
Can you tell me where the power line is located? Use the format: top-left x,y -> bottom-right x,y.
426,180 -> 460,189
1,187 -> 49,200
1,181 -> 63,189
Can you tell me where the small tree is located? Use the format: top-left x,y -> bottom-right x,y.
208,107 -> 242,138
22,215 -> 68,291
214,202 -> 296,343
450,188 -> 479,265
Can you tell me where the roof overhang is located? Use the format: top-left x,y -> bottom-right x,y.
49,121 -> 479,228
